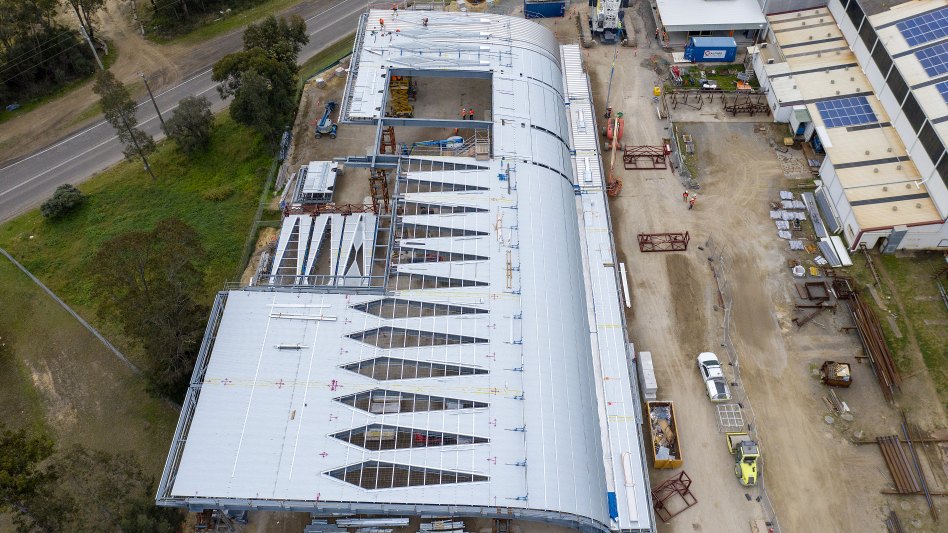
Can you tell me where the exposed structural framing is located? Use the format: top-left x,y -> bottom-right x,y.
623,145 -> 670,170
637,232 -> 690,252
722,92 -> 770,117
651,471 -> 697,523
370,169 -> 391,215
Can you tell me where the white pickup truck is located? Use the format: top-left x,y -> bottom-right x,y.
697,352 -> 731,402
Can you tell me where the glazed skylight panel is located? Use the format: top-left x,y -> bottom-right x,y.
915,42 -> 948,77
815,96 -> 878,128
896,6 -> 948,47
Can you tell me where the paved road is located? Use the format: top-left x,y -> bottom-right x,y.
0,0 -> 366,223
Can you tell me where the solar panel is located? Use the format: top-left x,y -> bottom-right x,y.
815,96 -> 878,129
937,81 -> 948,104
897,6 -> 948,47
915,42 -> 948,77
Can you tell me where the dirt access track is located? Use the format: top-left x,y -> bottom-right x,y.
561,4 -> 948,532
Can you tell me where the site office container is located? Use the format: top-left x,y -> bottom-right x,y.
684,36 -> 737,63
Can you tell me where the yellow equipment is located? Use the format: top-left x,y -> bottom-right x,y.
726,432 -> 760,486
388,76 -> 415,118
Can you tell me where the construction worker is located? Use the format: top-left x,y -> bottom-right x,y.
379,18 -> 385,28
460,107 -> 467,121
682,190 -> 689,202
655,28 -> 660,41
689,194 -> 697,210
468,108 -> 475,120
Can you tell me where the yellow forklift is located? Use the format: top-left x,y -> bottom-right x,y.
726,432 -> 760,486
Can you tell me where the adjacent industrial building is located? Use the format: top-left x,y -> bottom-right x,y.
751,0 -> 948,250
157,9 -> 653,533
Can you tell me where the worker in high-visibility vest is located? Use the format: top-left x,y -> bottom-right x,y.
689,194 -> 697,210
468,108 -> 474,120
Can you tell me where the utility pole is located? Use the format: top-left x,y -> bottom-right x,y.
141,72 -> 166,132
78,25 -> 103,70
79,22 -> 156,180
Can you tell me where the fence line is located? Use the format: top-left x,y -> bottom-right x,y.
705,235 -> 782,533
0,247 -> 140,374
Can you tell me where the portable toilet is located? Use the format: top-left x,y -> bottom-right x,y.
683,36 -> 737,63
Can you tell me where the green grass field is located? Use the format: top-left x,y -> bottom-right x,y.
0,259 -> 179,474
0,113 -> 270,304
848,251 -> 948,410
0,114 -> 272,371
299,34 -> 355,81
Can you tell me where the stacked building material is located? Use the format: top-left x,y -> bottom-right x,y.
877,436 -> 921,493
834,279 -> 901,402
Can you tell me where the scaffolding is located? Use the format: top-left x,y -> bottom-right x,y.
637,232 -> 690,252
623,144 -> 670,170
380,126 -> 397,155
723,91 -> 770,117
371,169 -> 391,215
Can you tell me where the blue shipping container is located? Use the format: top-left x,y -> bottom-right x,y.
524,0 -> 567,18
683,37 -> 737,63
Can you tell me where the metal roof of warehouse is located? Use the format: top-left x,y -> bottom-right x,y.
656,0 -> 767,32
763,6 -> 942,230
157,10 -> 651,533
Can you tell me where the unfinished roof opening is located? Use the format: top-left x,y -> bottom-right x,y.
335,389 -> 488,413
396,223 -> 487,239
332,424 -> 489,450
342,357 -> 488,380
326,460 -> 488,489
400,201 -> 488,215
351,298 -> 488,319
347,326 -> 487,348
389,273 -> 488,290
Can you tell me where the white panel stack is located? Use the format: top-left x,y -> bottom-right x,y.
637,351 -> 658,401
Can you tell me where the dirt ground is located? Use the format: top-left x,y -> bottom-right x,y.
566,4 -> 948,533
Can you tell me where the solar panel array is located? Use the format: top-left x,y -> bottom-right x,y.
937,81 -> 948,104
915,42 -> 948,77
815,96 -> 878,128
896,6 -> 948,47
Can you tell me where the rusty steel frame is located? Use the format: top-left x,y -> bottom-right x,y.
638,231 -> 690,252
283,203 -> 377,216
623,145 -> 668,170
651,471 -> 697,523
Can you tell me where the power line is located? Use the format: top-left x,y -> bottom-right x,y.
0,41 -> 88,87
0,31 -> 79,78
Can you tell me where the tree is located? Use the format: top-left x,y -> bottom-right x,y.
242,14 -> 308,66
228,68 -> 290,144
1,430 -> 184,532
164,95 -> 213,155
47,445 -> 182,532
63,0 -> 105,41
40,184 -> 85,219
93,70 -> 156,163
0,424 -> 69,532
92,218 -> 208,398
213,15 -> 308,144
0,0 -> 96,104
